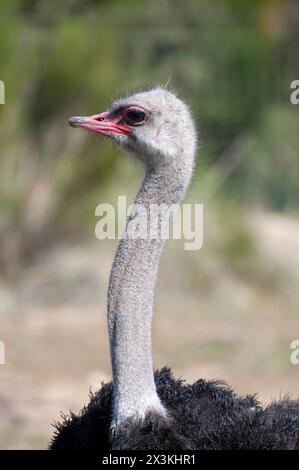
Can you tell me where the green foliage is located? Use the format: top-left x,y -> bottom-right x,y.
0,0 -> 298,268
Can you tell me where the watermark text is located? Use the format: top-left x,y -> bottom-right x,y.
95,196 -> 203,251
290,80 -> 299,105
290,340 -> 299,365
0,80 -> 5,104
0,341 -> 5,365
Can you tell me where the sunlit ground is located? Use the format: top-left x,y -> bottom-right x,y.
0,210 -> 298,449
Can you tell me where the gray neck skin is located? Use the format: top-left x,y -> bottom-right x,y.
107,160 -> 192,426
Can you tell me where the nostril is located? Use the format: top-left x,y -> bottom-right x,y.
93,113 -> 107,122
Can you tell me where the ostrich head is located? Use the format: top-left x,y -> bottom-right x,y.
69,88 -> 196,170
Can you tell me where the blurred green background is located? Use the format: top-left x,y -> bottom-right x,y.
0,0 -> 298,449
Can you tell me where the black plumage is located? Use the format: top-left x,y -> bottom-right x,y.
50,368 -> 299,450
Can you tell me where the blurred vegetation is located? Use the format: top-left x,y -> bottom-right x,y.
0,0 -> 299,274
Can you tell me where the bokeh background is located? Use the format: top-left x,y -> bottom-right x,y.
0,0 -> 299,449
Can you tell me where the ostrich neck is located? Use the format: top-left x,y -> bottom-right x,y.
107,161 -> 191,425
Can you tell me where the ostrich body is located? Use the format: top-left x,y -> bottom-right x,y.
50,88 -> 299,450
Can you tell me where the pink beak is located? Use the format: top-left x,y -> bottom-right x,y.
69,112 -> 132,137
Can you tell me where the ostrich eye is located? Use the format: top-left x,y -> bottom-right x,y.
124,107 -> 147,126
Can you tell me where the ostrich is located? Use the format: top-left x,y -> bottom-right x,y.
50,88 -> 299,450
